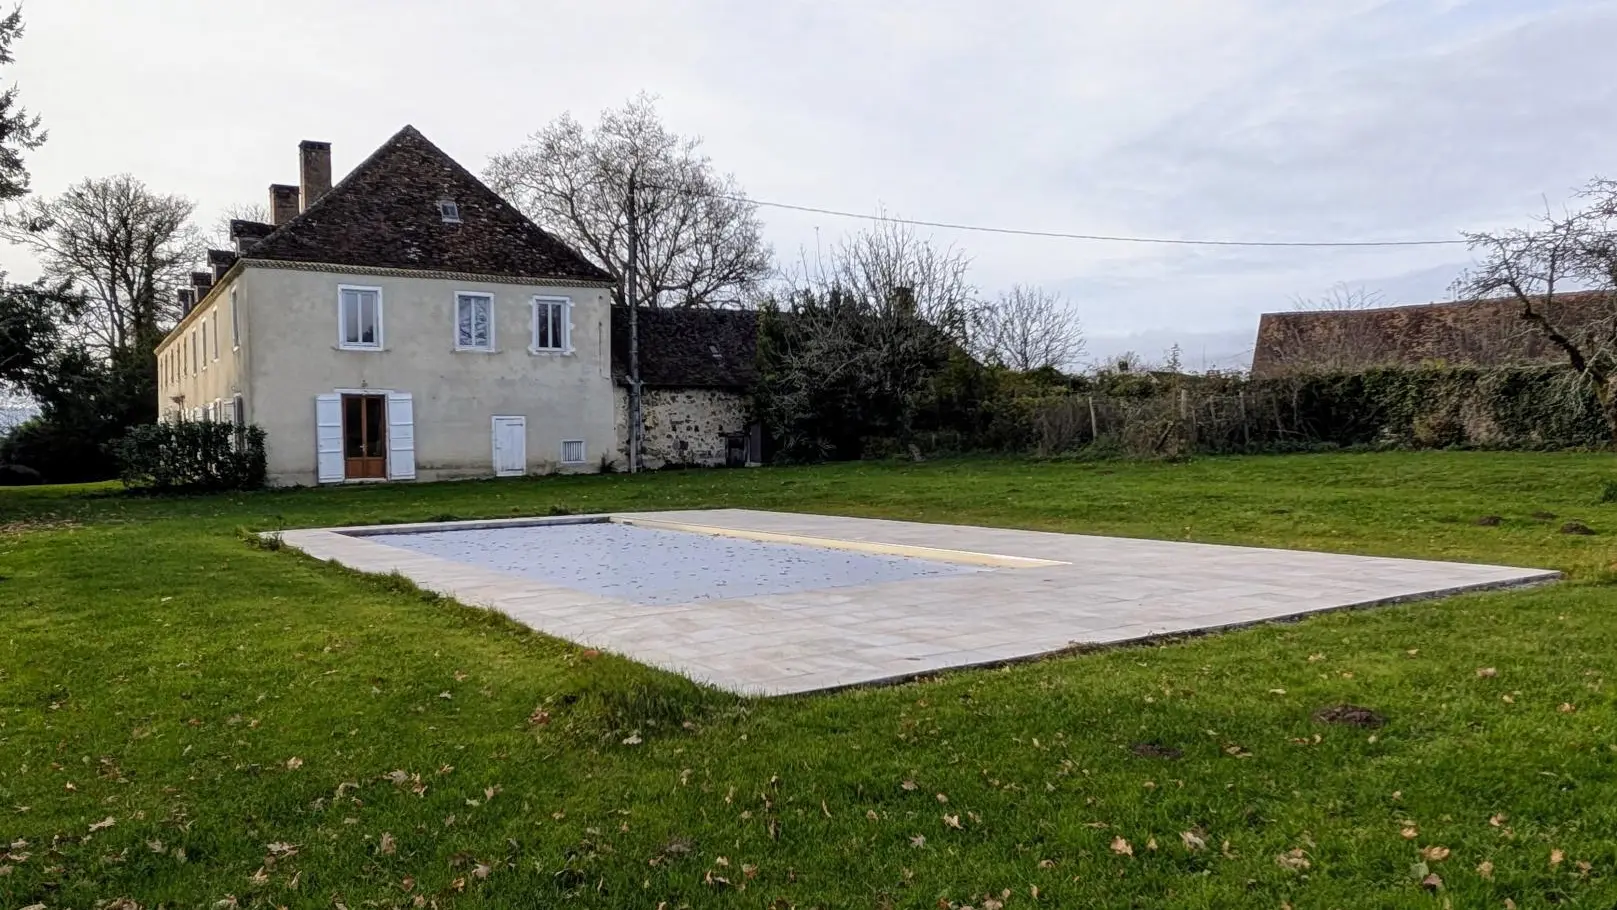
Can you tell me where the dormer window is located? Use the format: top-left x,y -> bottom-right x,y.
438,199 -> 461,223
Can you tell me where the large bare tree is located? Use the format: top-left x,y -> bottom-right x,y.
974,284 -> 1084,371
2,174 -> 203,352
484,95 -> 772,308
1458,178 -> 1617,440
793,216 -> 979,343
206,201 -> 271,250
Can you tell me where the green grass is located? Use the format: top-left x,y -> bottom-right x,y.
1,451 -> 1615,909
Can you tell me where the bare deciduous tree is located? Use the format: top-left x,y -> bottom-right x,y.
484,94 -> 772,308
1458,178 -> 1617,440
2,174 -> 203,352
207,201 -> 271,250
973,284 -> 1084,371
791,216 -> 978,343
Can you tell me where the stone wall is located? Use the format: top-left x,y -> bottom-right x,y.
613,386 -> 752,469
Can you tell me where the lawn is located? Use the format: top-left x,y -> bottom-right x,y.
1,451 -> 1615,909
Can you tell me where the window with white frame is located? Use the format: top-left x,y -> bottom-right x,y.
531,296 -> 570,352
338,286 -> 382,349
191,330 -> 199,373
211,308 -> 220,360
560,439 -> 585,464
230,289 -> 241,348
454,292 -> 494,351
201,319 -> 209,369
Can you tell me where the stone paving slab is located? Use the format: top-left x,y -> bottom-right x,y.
277,509 -> 1559,696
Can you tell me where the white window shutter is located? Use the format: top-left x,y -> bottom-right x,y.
315,394 -> 343,483
386,391 -> 416,480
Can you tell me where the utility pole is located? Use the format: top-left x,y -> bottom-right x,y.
626,172 -> 643,474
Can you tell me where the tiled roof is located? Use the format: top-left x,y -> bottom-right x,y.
1250,291 -> 1614,377
611,306 -> 759,389
245,125 -> 612,285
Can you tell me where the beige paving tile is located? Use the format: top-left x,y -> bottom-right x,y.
275,509 -> 1559,696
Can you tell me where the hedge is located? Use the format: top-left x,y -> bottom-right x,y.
113,420 -> 268,492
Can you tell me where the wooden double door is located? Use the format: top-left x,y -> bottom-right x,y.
342,393 -> 388,479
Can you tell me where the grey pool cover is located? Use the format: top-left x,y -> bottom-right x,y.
370,521 -> 981,605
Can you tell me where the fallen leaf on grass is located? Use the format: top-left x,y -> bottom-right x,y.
1111,836 -> 1133,857
88,816 -> 116,833
909,835 -> 926,848
1401,827 -> 1419,840
1420,873 -> 1443,891
622,733 -> 642,746
1477,667 -> 1498,678
1276,849 -> 1310,871
1477,860 -> 1494,880
1551,849 -> 1565,867
284,757 -> 303,771
379,832 -> 396,855
1420,846 -> 1451,862
1490,813 -> 1507,827
1558,703 -> 1577,714
1180,831 -> 1207,852
901,779 -> 918,791
942,814 -> 962,830
472,862 -> 491,880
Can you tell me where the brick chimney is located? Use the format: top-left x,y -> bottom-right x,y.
299,140 -> 332,211
269,184 -> 300,225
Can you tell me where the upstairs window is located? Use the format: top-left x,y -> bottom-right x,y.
438,199 -> 461,223
230,289 -> 241,348
338,286 -> 382,349
455,292 -> 494,351
530,296 -> 570,353
211,307 -> 220,360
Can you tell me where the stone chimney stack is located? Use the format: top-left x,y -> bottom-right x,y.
269,184 -> 300,225
299,140 -> 332,211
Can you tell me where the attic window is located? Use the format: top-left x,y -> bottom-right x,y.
708,344 -> 722,360
438,199 -> 461,223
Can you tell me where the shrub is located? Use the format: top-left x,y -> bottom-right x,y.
1601,479 -> 1617,504
113,420 -> 267,493
0,463 -> 44,485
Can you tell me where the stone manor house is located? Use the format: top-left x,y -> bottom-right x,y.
155,126 -> 758,486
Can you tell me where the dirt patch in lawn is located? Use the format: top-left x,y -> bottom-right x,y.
1311,704 -> 1387,728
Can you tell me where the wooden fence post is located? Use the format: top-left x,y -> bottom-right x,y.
1087,395 -> 1098,442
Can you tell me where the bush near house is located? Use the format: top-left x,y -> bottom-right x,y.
112,420 -> 267,492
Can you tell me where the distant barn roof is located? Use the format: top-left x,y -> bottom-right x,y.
245,125 -> 611,284
1250,291 -> 1615,377
611,307 -> 759,389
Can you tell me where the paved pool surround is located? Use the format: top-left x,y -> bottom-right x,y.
277,509 -> 1559,696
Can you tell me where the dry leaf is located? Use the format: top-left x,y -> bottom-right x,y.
1401,826 -> 1419,840
1180,831 -> 1207,852
943,814 -> 962,829
1477,860 -> 1494,880
1146,837 -> 1158,852
1276,849 -> 1310,871
285,757 -> 303,771
909,834 -> 926,848
1558,703 -> 1577,714
1420,872 -> 1442,891
1489,813 -> 1506,827
88,816 -> 116,833
472,862 -> 491,880
901,779 -> 917,791
379,832 -> 396,856
1420,845 -> 1451,862
1111,836 -> 1133,857
1477,667 -> 1498,678
1550,849 -> 1565,867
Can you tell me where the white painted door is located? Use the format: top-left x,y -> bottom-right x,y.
492,416 -> 526,477
315,394 -> 343,483
385,392 -> 416,480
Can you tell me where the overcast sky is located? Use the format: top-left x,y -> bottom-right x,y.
10,0 -> 1617,369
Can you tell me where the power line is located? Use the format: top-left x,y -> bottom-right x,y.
648,184 -> 1467,248
735,195 -> 1467,248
